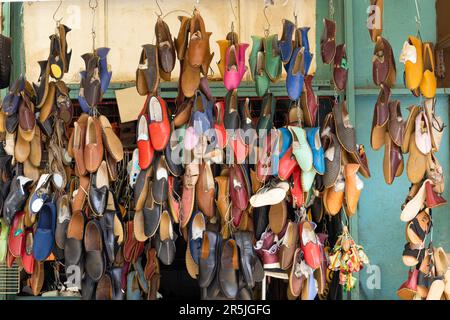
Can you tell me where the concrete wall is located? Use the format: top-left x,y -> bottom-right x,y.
23,0 -> 316,84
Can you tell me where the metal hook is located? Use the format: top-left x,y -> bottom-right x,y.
414,0 -> 421,29
155,0 -> 163,17
263,5 -> 270,36
89,0 -> 98,52
162,9 -> 193,20
52,0 -> 63,25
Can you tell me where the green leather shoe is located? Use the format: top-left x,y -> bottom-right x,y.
302,169 -> 316,193
289,126 -> 313,172
257,93 -> 276,133
250,36 -> 270,96
0,218 -> 9,263
264,34 -> 282,82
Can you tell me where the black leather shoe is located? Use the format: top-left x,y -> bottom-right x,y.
219,239 -> 239,299
81,273 -> 97,300
88,174 -> 109,217
143,183 -> 161,238
3,175 -> 33,225
253,206 -> 269,240
36,116 -> 54,137
198,231 -> 221,288
224,89 -> 240,131
234,231 -> 256,288
111,267 -> 124,300
99,211 -> 115,264
152,155 -> 168,204
6,113 -> 18,134
152,210 -> 177,266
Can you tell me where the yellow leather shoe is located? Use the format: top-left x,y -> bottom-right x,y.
216,40 -> 230,79
419,43 -> 437,99
401,36 -> 423,91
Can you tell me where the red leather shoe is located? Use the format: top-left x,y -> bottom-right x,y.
148,96 -> 170,151
278,147 -> 298,181
22,229 -> 35,274
397,269 -> 419,300
290,166 -> 304,208
8,212 -> 26,258
229,165 -> 248,211
232,206 -> 243,228
299,221 -> 321,269
213,101 -> 227,149
256,131 -> 278,182
137,115 -> 154,170
231,133 -> 249,164
425,180 -> 447,209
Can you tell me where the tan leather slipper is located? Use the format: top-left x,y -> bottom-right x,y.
99,115 -> 124,162
269,201 -> 287,234
29,126 -> 42,167
186,242 -> 199,279
181,61 -> 201,98
114,214 -> 124,245
24,159 -> 40,182
15,131 -> 31,163
407,134 -> 427,184
134,210 -> 149,242
402,105 -> 420,154
38,82 -> 56,122
344,164 -> 362,217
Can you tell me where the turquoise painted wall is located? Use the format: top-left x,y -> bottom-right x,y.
349,0 -> 450,300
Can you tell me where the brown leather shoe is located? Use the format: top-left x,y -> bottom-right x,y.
196,162 -> 215,218
320,19 -> 336,64
373,36 -> 396,87
388,100 -> 405,147
155,17 -> 176,74
99,115 -> 124,162
181,60 -> 201,98
333,101 -> 356,153
174,16 -> 191,61
187,9 -> 207,68
18,93 -> 36,142
84,116 -> 104,173
333,44 -> 348,91
73,114 -> 89,176
29,126 -> 42,168
371,84 -> 391,150
383,132 -> 404,185
215,175 -> 230,238
136,44 -> 160,96
279,222 -> 298,270
31,261 -> 44,296
269,200 -> 287,235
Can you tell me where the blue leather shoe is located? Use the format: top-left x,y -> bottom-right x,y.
188,211 -> 206,264
279,19 -> 295,64
286,47 -> 305,101
300,27 -> 313,75
192,91 -> 212,135
32,201 -> 56,261
257,93 -> 276,133
126,271 -> 142,300
278,127 -> 293,159
96,47 -> 112,94
78,71 -> 92,114
306,128 -> 325,175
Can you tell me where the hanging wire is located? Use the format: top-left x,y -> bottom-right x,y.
329,0 -> 335,20
414,0 -> 422,40
52,0 -> 63,26
89,0 -> 98,53
293,0 -> 298,28
155,0 -> 163,17
162,9 -> 193,20
229,0 -> 237,33
263,5 -> 270,37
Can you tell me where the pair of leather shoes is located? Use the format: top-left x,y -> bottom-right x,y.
178,9 -> 214,98
48,24 -> 72,80
223,43 -> 249,90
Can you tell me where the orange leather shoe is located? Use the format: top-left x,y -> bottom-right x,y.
419,43 -> 437,99
344,164 -> 363,217
148,96 -> 170,151
402,36 -> 423,91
